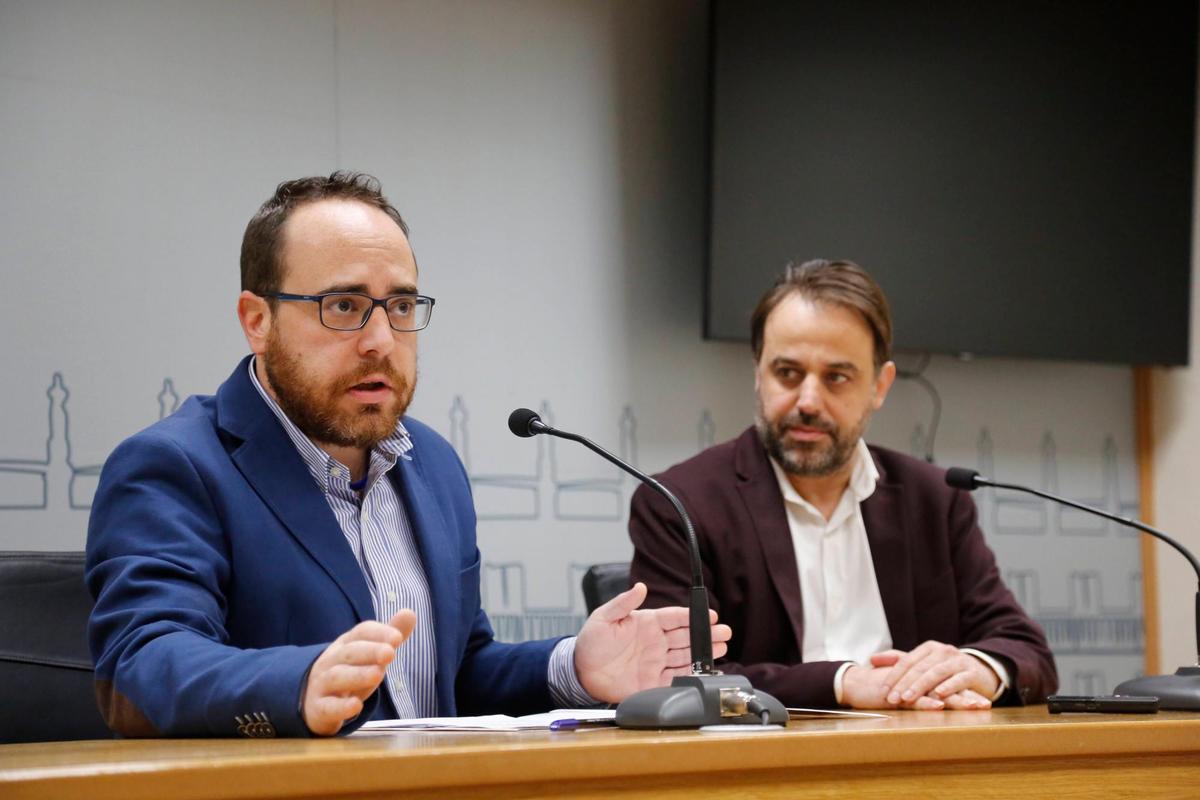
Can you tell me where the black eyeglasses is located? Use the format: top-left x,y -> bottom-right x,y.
263,292 -> 436,332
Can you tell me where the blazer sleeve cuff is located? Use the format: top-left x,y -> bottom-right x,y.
962,647 -> 1011,702
833,661 -> 856,706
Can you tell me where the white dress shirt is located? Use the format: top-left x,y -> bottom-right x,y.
770,439 -> 893,666
768,439 -> 1008,704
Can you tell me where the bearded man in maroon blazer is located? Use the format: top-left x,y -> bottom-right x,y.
629,260 -> 1057,710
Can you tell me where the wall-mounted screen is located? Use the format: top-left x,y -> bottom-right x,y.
706,0 -> 1196,364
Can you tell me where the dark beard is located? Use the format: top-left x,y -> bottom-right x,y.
263,331 -> 413,450
755,407 -> 865,478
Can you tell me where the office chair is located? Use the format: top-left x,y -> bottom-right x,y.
0,551 -> 111,743
581,562 -> 632,614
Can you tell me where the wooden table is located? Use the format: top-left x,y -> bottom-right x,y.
2,707 -> 1198,799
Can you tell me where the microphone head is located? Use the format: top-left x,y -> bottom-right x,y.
945,467 -> 981,490
508,408 -> 543,438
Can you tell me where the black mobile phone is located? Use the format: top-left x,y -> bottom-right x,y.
1046,694 -> 1159,714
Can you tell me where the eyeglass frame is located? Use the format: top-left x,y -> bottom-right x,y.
261,291 -> 437,332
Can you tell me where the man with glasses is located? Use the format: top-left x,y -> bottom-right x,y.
86,172 -> 731,738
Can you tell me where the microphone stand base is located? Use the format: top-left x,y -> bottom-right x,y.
615,674 -> 788,729
1113,665 -> 1200,710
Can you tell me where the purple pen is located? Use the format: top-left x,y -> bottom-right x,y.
548,718 -> 616,731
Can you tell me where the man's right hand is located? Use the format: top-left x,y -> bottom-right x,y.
841,663 -> 991,711
301,610 -> 417,736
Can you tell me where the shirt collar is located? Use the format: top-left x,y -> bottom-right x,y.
770,437 -> 878,513
247,356 -> 413,492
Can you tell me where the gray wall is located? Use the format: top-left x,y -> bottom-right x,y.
0,0 -> 1143,693
1151,107 -> 1200,673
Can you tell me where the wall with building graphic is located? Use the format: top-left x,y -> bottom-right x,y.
0,1 -> 1146,694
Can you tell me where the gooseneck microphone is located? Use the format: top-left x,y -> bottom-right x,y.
509,408 -> 713,673
946,467 -> 1200,710
508,408 -> 786,727
507,408 -> 551,438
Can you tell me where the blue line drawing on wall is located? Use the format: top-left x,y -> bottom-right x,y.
977,430 -> 1137,537
1072,671 -> 1110,695
449,397 -> 638,522
0,374 -> 93,510
482,561 -> 590,641
1008,567 -> 1144,656
0,374 -> 179,511
450,396 -> 542,520
159,379 -> 180,419
552,404 -> 634,521
976,427 -> 1144,682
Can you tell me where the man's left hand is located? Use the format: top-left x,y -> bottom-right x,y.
573,582 -> 732,703
872,640 -> 1000,706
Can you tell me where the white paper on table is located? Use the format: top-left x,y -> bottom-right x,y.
696,708 -> 889,733
786,707 -> 890,719
698,724 -> 787,734
355,708 -> 616,733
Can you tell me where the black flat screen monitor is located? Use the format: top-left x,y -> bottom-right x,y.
706,1 -> 1196,365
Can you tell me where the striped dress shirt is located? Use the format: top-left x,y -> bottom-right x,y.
248,359 -> 592,717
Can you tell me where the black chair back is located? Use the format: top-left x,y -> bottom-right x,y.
581,562 -> 632,614
0,551 -> 111,743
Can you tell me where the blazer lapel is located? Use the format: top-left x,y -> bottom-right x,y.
861,454 -> 917,649
216,357 -> 375,623
732,431 -> 807,651
391,451 -> 459,715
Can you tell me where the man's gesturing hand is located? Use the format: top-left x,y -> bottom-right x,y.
573,582 -> 732,703
302,610 -> 417,736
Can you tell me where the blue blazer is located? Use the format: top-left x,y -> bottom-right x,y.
86,356 -> 555,737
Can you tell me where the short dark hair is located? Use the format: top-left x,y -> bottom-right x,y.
240,171 -> 409,295
750,259 -> 893,370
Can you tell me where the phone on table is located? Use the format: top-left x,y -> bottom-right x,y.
1046,694 -> 1159,714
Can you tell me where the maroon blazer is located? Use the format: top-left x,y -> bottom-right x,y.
629,427 -> 1057,708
